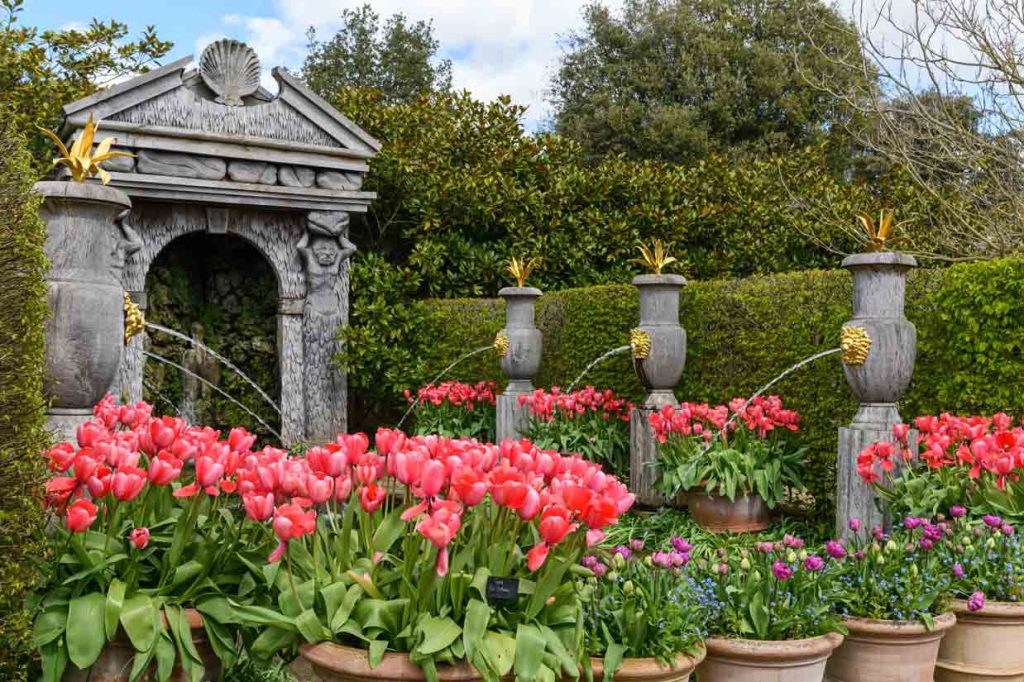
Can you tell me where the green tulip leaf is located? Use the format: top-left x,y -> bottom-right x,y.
120,594 -> 161,652
105,579 -> 126,640
67,592 -> 107,669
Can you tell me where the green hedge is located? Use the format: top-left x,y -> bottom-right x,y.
382,258 -> 1024,517
0,114 -> 49,680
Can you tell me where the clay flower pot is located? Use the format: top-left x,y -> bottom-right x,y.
699,632 -> 843,682
63,608 -> 219,682
824,613 -> 955,681
632,274 -> 686,408
301,642 -> 494,682
935,599 -> 1024,682
590,647 -> 706,682
35,180 -> 132,438
686,489 -> 769,533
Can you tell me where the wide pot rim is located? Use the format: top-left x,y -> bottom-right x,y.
589,645 -> 706,680
301,641 -> 487,682
951,598 -> 1024,619
33,179 -> 132,208
498,286 -> 543,298
632,273 -> 687,287
704,632 -> 843,662
840,251 -> 917,270
842,612 -> 956,637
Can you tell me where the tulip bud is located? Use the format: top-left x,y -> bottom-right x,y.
751,570 -> 762,582
798,550 -> 808,561
623,580 -> 634,595
786,550 -> 797,563
987,537 -> 996,549
910,564 -> 919,577
871,542 -> 881,553
606,571 -> 619,582
613,552 -> 626,568
643,556 -> 652,567
885,540 -> 897,552
739,557 -> 751,571
876,555 -> 885,566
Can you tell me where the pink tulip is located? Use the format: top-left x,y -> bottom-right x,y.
111,466 -> 147,502
243,492 -> 275,521
129,527 -> 150,550
148,452 -> 183,486
66,499 -> 98,533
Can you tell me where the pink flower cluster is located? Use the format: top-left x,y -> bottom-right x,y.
858,414 -> 1024,489
649,395 -> 800,444
518,386 -> 631,423
404,381 -> 497,409
43,395 -> 634,577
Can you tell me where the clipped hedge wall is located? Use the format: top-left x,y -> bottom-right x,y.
0,114 -> 49,680
397,258 -> 1024,516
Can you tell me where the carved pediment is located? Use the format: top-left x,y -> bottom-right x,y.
59,41 -> 380,212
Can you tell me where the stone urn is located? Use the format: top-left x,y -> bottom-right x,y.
497,286 -> 542,393
825,613 -> 955,682
935,600 -> 1024,681
632,274 -> 686,408
840,252 -> 917,429
36,181 -> 132,438
699,633 -> 843,682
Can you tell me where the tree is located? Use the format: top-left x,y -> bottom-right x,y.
0,0 -> 172,171
804,0 -> 1024,259
549,0 -> 874,164
303,4 -> 452,103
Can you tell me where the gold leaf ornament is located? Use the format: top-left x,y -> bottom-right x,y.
124,292 -> 145,344
506,256 -> 541,287
630,328 -> 651,359
856,209 -> 912,253
37,113 -> 134,185
493,331 -> 510,357
840,326 -> 872,366
631,239 -> 678,275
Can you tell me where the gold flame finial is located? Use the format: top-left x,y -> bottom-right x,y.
856,209 -> 912,253
840,326 -> 872,366
37,113 -> 134,185
631,239 -> 677,275
506,256 -> 541,287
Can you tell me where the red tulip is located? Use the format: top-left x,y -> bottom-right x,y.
86,466 -> 113,498
243,491 -> 275,521
148,452 -> 183,486
527,542 -> 551,571
228,427 -> 256,453
45,442 -> 76,472
306,472 -> 334,504
66,499 -> 98,533
419,459 -> 446,498
359,484 -> 386,513
76,420 -> 107,448
129,527 -> 150,549
538,506 -> 574,545
111,466 -> 147,502
195,455 -> 225,488
272,503 -> 316,543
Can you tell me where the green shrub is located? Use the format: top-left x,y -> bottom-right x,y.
353,257 -> 1024,518
0,112 -> 49,680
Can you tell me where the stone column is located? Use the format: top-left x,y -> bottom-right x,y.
496,286 -> 542,442
298,211 -> 355,444
836,252 -> 917,538
278,297 -> 305,444
629,274 -> 687,507
37,181 -> 132,441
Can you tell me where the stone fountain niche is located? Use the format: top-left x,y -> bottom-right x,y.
58,40 -> 379,444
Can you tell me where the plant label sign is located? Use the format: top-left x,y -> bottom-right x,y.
486,577 -> 520,602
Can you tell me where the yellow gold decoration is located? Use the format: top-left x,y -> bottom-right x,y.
856,209 -> 912,253
506,256 -> 541,287
124,292 -> 145,344
493,331 -> 510,357
630,328 -> 651,359
840,325 -> 872,366
631,239 -> 678,274
37,112 -> 134,185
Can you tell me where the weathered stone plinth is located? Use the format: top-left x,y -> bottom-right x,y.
629,406 -> 663,507
497,389 -> 529,442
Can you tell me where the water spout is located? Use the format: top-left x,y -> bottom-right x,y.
566,345 -> 630,393
142,379 -> 181,416
397,345 -> 493,429
145,321 -> 281,416
141,350 -> 283,440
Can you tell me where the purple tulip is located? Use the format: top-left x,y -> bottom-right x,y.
771,561 -> 794,580
967,591 -> 986,612
671,536 -> 693,553
952,563 -> 965,579
848,518 -> 861,532
755,541 -> 775,554
629,538 -> 645,551
825,540 -> 848,560
904,517 -> 925,530
804,555 -> 825,572
1002,524 -> 1015,536
949,506 -> 967,518
983,515 -> 1003,529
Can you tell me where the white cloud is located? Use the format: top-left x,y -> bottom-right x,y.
214,0 -> 614,129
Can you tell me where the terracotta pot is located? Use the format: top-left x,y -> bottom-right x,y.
935,599 -> 1024,682
63,608 -> 220,682
824,612 -> 956,682
301,642 -> 494,682
590,647 -> 705,682
686,489 -> 769,533
698,633 -> 843,682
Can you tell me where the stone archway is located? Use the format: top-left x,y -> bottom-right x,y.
143,230 -> 280,439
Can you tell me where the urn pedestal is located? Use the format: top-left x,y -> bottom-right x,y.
629,274 -> 687,507
836,252 -> 917,538
36,181 -> 132,441
496,286 -> 542,442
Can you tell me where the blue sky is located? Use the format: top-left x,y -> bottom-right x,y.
17,0 -> 602,130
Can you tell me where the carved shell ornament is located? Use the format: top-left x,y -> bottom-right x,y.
630,328 -> 652,360
493,331 -> 510,357
840,325 -> 872,366
199,39 -> 261,106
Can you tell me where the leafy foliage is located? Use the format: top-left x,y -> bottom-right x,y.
303,3 -> 452,104
0,106 -> 48,681
0,0 -> 171,171
550,0 -> 873,164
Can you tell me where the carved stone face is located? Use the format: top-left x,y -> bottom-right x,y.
312,239 -> 339,266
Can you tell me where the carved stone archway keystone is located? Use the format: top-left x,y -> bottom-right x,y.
59,39 -> 380,443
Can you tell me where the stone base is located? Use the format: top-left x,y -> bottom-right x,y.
497,392 -> 529,442
630,406 -> 667,508
47,408 -> 92,444
837,425 -> 890,538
